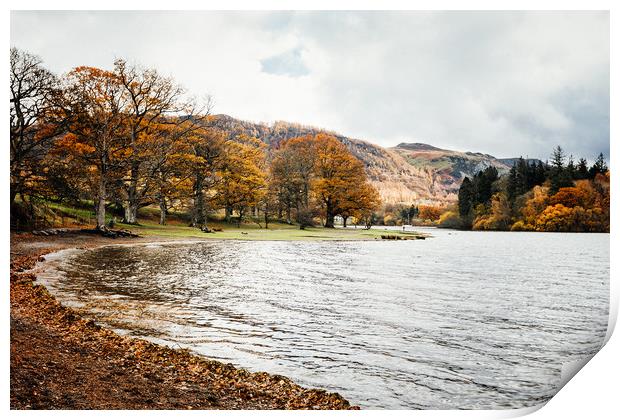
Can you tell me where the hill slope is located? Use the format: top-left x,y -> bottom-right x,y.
210,115 -> 519,205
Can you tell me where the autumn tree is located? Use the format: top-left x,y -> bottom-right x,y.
510,174 -> 609,232
418,205 -> 444,222
472,192 -> 512,230
55,67 -> 128,230
438,208 -> 464,229
549,185 -> 594,209
270,135 -> 317,224
516,185 -> 550,230
50,67 -> 127,229
338,182 -> 381,228
215,135 -> 267,226
10,48 -> 64,205
144,121 -> 199,225
114,59 -> 188,224
504,148 -> 609,232
183,127 -> 226,228
260,170 -> 281,229
312,134 -> 377,228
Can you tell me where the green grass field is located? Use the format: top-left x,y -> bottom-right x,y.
116,220 -> 424,241
20,200 -> 426,241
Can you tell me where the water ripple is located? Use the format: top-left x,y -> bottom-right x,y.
36,229 -> 609,409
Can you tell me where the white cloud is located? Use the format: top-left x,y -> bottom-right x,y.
10,11 -> 609,161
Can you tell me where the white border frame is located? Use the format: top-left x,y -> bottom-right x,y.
3,2 -> 616,419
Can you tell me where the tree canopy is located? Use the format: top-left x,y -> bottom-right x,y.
9,48 -> 381,231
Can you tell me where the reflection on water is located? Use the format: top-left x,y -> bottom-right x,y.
37,229 -> 609,409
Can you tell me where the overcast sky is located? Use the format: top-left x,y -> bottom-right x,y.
11,11 -> 609,161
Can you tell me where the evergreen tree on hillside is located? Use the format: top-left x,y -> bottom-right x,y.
458,177 -> 473,217
473,166 -> 499,204
549,145 -> 572,194
576,158 -> 589,179
589,153 -> 608,178
534,161 -> 548,186
516,158 -> 530,193
551,146 -> 566,169
507,165 -> 518,202
566,155 -> 576,180
453,145 -> 609,232
507,158 -> 531,202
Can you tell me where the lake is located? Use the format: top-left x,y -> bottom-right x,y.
36,228 -> 609,409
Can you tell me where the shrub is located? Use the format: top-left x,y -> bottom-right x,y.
438,211 -> 463,229
510,220 -> 533,231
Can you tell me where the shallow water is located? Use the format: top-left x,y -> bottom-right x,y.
37,228 -> 609,409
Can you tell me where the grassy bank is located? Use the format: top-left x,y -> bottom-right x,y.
21,200 -> 426,241
115,221 -> 424,241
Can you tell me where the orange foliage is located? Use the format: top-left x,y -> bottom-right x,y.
312,134 -> 380,227
472,193 -> 512,230
518,185 -> 550,229
534,204 -> 607,232
418,205 -> 444,221
549,184 -> 594,208
515,178 -> 609,232
216,135 -> 267,216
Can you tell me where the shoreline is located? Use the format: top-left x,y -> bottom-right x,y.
10,231 -> 358,409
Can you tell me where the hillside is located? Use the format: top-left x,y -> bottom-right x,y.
211,115 -> 521,205
391,143 -> 513,203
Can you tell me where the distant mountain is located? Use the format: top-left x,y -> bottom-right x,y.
390,144 -> 512,203
396,142 -> 445,152
210,115 -> 531,205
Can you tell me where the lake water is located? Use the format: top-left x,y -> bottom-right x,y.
36,228 -> 609,409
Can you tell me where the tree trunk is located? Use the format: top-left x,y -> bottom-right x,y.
123,202 -> 138,224
192,176 -> 205,227
324,199 -> 335,228
325,213 -> 335,228
124,131 -> 140,224
159,197 -> 167,225
343,216 -> 348,228
96,178 -> 106,230
10,182 -> 18,206
225,206 -> 233,223
286,204 -> 291,224
10,162 -> 22,206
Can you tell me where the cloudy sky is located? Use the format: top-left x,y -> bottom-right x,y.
11,11 -> 609,161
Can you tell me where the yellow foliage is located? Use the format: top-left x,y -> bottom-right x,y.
514,180 -> 609,233
472,193 -> 512,230
216,135 -> 267,212
510,220 -> 533,231
519,185 -> 550,227
418,205 -> 444,221
438,210 -> 463,229
534,204 -> 608,232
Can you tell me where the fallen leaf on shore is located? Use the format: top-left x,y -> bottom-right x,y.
10,233 -> 358,410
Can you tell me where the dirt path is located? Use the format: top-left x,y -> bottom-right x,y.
10,231 -> 357,410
